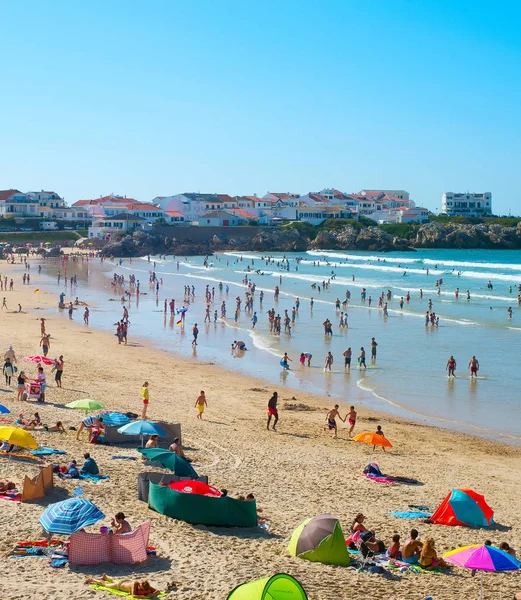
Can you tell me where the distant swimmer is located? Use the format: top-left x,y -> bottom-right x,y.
358,347 -> 367,370
232,340 -> 247,351
466,290 -> 471,300
446,355 -> 456,378
324,351 -> 333,372
280,352 -> 292,370
455,288 -> 459,299
371,337 -> 378,361
468,356 -> 479,378
326,404 -> 344,438
343,347 -> 352,370
299,352 -> 312,366
508,306 -> 513,318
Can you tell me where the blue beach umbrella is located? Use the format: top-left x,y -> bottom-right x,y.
40,497 -> 105,534
117,421 -> 166,437
0,404 -> 10,414
98,412 -> 130,427
117,420 -> 166,445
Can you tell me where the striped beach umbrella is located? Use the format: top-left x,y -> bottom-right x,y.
40,498 -> 105,534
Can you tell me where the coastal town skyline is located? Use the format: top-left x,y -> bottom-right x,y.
2,2 -> 520,216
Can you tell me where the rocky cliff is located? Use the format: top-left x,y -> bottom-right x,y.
100,222 -> 521,257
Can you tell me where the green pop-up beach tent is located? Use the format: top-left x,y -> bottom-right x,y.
287,514 -> 350,566
227,574 -> 307,600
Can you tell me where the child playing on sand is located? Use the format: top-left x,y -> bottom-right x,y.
195,391 -> 207,419
141,382 -> 149,419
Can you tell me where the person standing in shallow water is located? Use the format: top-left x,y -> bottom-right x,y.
267,391 -> 278,431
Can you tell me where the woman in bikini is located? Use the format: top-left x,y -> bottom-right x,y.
85,574 -> 159,598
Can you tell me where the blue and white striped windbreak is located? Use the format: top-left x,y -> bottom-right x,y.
40,498 -> 105,534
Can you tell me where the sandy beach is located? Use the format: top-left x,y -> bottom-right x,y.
1,258 -> 521,600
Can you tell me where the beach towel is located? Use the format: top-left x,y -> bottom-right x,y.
387,511 -> 433,519
362,474 -> 397,485
78,473 -> 110,482
90,584 -> 165,598
0,490 -> 22,502
50,558 -> 68,568
31,448 -> 67,456
111,455 -> 137,460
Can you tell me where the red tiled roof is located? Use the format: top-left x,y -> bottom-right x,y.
0,189 -> 22,201
73,195 -> 139,207
228,208 -> 257,219
165,211 -> 185,217
127,203 -> 164,212
216,194 -> 236,203
267,192 -> 291,200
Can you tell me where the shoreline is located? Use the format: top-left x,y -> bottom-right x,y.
1,257 -> 521,600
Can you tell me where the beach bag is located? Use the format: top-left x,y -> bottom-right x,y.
363,462 -> 382,477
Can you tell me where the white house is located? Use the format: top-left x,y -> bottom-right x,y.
0,189 -> 39,217
441,192 -> 492,217
88,213 -> 147,238
197,211 -> 245,227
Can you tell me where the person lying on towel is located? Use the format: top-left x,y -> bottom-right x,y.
85,574 -> 160,598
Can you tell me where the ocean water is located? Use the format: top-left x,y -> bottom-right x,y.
38,248 -> 521,443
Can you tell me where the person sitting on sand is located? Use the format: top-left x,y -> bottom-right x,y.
111,512 -> 132,534
0,480 -> 16,492
401,529 -> 422,564
420,538 -> 451,570
85,575 -> 159,598
168,437 -> 190,460
80,452 -> 99,476
500,542 -> 517,557
387,534 -> 402,560
145,434 -> 159,449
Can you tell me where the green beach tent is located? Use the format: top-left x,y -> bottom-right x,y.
288,514 -> 350,566
227,574 -> 307,600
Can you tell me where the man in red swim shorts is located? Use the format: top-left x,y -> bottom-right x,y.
267,391 -> 278,431
468,355 -> 479,378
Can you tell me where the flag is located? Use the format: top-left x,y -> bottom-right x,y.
34,289 -> 40,293
176,319 -> 182,325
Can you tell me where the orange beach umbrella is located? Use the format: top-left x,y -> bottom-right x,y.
352,431 -> 393,449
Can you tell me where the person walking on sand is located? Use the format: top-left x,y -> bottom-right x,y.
54,355 -> 64,388
195,391 -> 207,419
468,355 -> 479,378
446,355 -> 456,378
358,347 -> 367,370
326,404 -> 344,438
1,298 -> 8,310
40,318 -> 46,335
40,333 -> 51,357
267,391 -> 279,431
346,405 -> 357,437
83,307 -> 89,325
192,323 -> 199,346
141,381 -> 149,419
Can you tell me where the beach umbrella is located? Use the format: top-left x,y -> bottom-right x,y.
137,447 -> 198,477
353,431 -> 393,449
65,398 -> 104,415
23,355 -> 54,366
0,405 -> 10,414
118,420 -> 166,446
444,544 -> 520,599
97,412 -> 130,427
0,426 -> 38,449
169,480 -> 221,497
40,497 -> 105,534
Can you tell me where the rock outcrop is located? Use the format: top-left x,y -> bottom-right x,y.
414,223 -> 521,249
100,222 -> 521,257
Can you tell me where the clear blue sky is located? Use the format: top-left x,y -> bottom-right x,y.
1,0 -> 520,214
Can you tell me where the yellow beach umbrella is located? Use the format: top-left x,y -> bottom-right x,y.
0,426 -> 38,449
